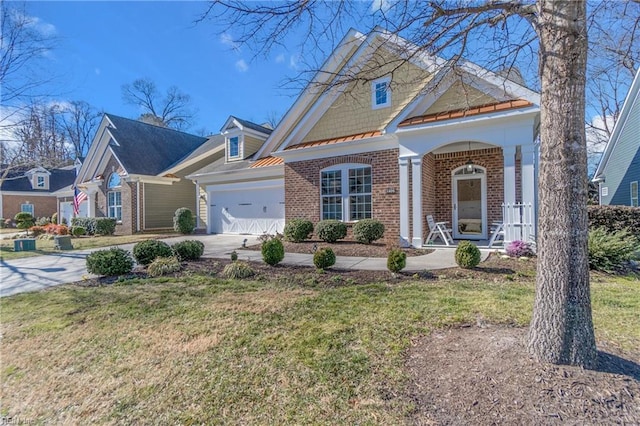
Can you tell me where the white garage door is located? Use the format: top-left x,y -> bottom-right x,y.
208,180 -> 285,235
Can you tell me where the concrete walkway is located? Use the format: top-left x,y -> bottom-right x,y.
0,234 -> 491,298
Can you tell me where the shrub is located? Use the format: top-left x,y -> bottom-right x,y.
262,237 -> 285,266
505,240 -> 535,257
315,220 -> 348,243
172,240 -> 204,261
173,207 -> 195,234
35,216 -> 51,226
29,226 -> 46,237
71,226 -> 87,237
133,239 -> 173,266
313,247 -> 336,270
230,250 -> 238,261
51,212 -> 58,225
222,261 -> 255,279
588,227 -> 639,272
353,219 -> 385,244
147,256 -> 182,277
71,217 -> 96,235
95,218 -> 116,236
387,248 -> 407,273
0,218 -> 5,228
283,218 -> 314,242
86,247 -> 134,276
14,212 -> 34,232
588,205 -> 640,235
455,241 -> 481,269
43,224 -> 68,235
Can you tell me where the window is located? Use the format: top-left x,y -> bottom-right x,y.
36,175 -> 45,188
631,181 -> 639,207
321,164 -> 372,221
108,191 -> 122,221
371,77 -> 391,109
21,203 -> 34,216
229,136 -> 240,159
107,172 -> 122,221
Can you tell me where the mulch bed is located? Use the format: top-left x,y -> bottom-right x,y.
243,239 -> 430,258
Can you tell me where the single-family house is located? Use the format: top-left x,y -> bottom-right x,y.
69,113 -> 224,234
593,67 -> 640,206
1,165 -> 76,223
191,28 -> 541,247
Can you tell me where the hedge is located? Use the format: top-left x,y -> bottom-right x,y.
588,205 -> 640,235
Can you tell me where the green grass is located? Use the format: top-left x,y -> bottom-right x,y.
1,274 -> 638,424
0,232 -> 176,260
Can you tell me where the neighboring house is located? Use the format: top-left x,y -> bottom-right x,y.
0,165 -> 76,222
190,28 -> 541,247
69,113 -> 224,234
593,67 -> 640,207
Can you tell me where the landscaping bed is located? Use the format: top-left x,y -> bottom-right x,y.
244,239 -> 430,258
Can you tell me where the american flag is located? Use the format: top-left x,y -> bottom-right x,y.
73,186 -> 88,215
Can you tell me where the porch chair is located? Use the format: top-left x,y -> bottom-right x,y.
488,222 -> 504,248
425,215 -> 454,246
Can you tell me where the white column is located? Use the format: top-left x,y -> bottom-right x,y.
411,156 -> 423,247
87,190 -> 96,218
399,158 -> 410,247
521,144 -> 537,240
503,145 -> 517,242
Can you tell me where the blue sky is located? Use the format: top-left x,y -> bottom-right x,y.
24,1 -> 309,134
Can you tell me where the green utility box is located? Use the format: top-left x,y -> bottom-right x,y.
54,235 -> 74,250
14,238 -> 36,251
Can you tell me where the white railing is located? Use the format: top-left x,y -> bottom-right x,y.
502,202 -> 535,243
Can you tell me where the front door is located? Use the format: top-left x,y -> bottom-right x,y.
452,166 -> 487,240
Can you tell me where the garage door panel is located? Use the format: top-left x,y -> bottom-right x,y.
208,185 -> 284,235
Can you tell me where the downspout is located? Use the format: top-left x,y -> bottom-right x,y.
136,179 -> 141,232
142,182 -> 146,231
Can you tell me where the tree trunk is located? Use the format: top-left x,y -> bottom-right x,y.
528,0 -> 596,368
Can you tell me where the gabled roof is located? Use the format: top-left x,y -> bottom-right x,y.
0,166 -> 76,192
221,116 -> 273,135
104,113 -> 208,176
594,67 -> 640,180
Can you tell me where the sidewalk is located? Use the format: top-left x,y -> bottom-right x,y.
1,234 -> 491,298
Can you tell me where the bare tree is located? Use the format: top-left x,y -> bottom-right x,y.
59,101 -> 101,159
198,0 -> 639,368
121,78 -> 196,130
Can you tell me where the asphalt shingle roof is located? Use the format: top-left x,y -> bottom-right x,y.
0,166 -> 76,192
105,114 -> 208,176
231,116 -> 273,135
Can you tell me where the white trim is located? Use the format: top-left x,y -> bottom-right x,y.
227,135 -> 242,161
206,178 -> 284,193
0,191 -> 58,197
188,164 -> 284,186
399,158 -> 410,246
276,134 -> 397,163
124,174 -> 180,185
411,158 -> 423,247
371,76 -> 391,109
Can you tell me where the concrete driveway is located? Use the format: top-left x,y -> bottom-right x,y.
0,235 -> 257,298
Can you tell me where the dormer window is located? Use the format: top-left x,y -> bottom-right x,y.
32,173 -> 49,190
37,175 -> 45,188
372,76 -> 391,109
229,136 -> 240,159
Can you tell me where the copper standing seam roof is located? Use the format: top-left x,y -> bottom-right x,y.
398,99 -> 534,128
249,156 -> 284,168
284,130 -> 383,151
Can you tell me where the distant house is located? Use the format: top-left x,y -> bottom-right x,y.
0,165 -> 76,222
593,67 -> 640,207
189,28 -> 541,247
69,113 -> 224,234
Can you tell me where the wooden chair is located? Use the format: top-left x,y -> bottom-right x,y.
425,215 -> 454,246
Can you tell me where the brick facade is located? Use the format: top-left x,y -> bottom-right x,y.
2,194 -> 58,221
285,148 -> 400,245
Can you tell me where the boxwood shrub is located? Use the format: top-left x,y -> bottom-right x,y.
262,238 -> 285,266
283,218 -> 314,242
313,247 -> 336,270
172,240 -> 205,261
133,239 -> 173,266
353,219 -> 385,244
387,248 -> 407,273
174,207 -> 195,234
315,220 -> 347,243
455,241 -> 481,269
86,247 -> 134,276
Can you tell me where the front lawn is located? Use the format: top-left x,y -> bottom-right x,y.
1,259 -> 638,424
0,233 -> 176,261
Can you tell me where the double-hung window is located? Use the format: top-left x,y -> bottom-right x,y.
371,76 -> 391,109
321,164 -> 372,221
36,175 -> 46,188
229,136 -> 240,159
107,173 -> 122,221
21,203 -> 34,216
631,181 -> 639,207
